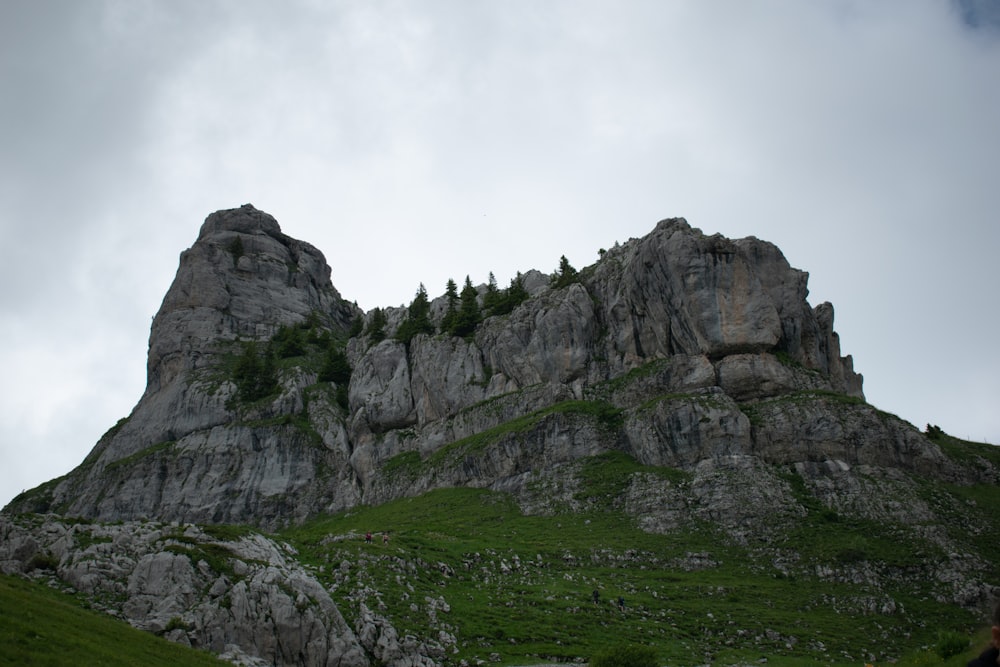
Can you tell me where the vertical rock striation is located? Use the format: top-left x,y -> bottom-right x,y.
3,206 -> 986,667
7,208 -> 950,533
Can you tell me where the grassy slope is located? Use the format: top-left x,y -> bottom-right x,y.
0,573 -> 228,667
281,445 -> 1000,667
3,430 -> 997,666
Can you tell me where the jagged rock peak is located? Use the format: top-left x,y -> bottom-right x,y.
4,204 -> 909,531
653,215 -> 690,230
1,205 -> 991,667
148,204 -> 356,390
45,205 -> 362,516
197,202 -> 282,240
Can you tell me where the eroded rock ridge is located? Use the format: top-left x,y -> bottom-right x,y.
5,204 -> 997,666
9,205 -> 954,529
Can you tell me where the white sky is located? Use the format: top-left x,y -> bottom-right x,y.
2,0 -> 999,509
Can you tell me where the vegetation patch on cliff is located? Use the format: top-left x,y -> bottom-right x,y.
423,400 -> 623,469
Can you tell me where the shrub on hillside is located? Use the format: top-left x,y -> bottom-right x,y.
26,551 -> 59,572
935,630 -> 969,659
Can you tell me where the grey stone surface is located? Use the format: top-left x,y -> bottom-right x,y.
0,517 -> 370,667
5,205 -> 989,666
6,207 -> 961,533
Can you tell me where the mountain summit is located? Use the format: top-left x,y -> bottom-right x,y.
4,205 -> 998,666
7,204 -> 946,529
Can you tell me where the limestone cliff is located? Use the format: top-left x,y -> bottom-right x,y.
5,204 -> 999,667
0,515 -> 437,667
7,205 -> 957,530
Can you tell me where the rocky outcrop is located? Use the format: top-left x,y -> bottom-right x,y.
2,205 -> 994,666
134,205 -> 352,454
6,208 -> 953,533
12,205 -> 954,540
12,205 -> 362,528
0,515 -> 370,666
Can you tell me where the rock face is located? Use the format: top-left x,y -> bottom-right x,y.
2,204 -> 993,666
18,205 -> 362,527
0,515 -> 400,667
7,206 -> 955,532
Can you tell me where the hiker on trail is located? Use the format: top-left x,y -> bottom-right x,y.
968,601 -> 1000,666
592,589 -> 600,605
365,531 -> 372,544
617,596 -> 626,612
383,532 -> 389,545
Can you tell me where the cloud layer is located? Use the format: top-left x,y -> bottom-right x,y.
2,1 -> 998,507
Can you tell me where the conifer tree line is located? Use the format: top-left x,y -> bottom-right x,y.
368,255 -> 582,345
229,255 -> 583,404
392,270 -> 536,344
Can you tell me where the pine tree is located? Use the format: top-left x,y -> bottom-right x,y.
551,255 -> 579,289
483,271 -> 501,315
441,278 -> 459,334
366,308 -> 387,343
451,276 -> 482,338
348,313 -> 364,338
490,272 -> 529,316
396,283 -> 435,344
506,272 -> 528,310
319,347 -> 351,385
410,283 -> 433,331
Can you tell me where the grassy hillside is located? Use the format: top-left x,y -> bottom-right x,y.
281,449 -> 1000,666
0,573 -> 228,667
4,433 -> 998,666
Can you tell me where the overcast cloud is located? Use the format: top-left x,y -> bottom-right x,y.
2,0 -> 998,508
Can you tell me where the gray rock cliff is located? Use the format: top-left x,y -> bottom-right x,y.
8,206 -> 956,532
0,515 -> 398,667
5,204 -> 996,667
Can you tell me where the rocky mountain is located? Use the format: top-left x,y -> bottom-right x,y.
3,204 -> 998,666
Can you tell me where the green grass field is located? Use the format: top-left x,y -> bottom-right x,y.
4,434 -> 998,666
2,483 -> 993,666
0,573 -> 228,667
280,483 -> 994,666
